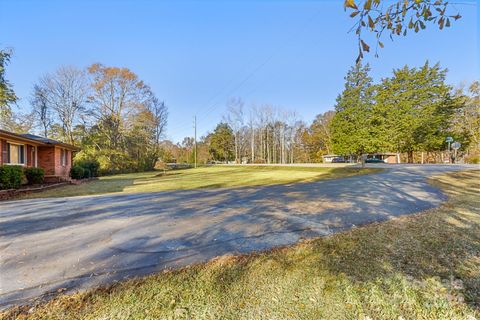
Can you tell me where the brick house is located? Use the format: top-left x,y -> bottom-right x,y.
0,129 -> 78,181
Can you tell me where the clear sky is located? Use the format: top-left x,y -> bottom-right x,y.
1,0 -> 478,142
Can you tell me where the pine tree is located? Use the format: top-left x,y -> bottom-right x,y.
208,122 -> 235,162
331,63 -> 383,156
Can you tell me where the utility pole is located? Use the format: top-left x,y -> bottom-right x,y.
446,136 -> 453,164
193,115 -> 197,168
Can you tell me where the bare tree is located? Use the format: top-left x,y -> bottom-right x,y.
145,96 -> 168,166
248,106 -> 256,163
34,66 -> 88,144
148,96 -> 168,146
224,98 -> 245,163
87,63 -> 151,150
31,84 -> 53,137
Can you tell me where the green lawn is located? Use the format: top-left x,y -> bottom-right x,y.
4,170 -> 479,319
22,165 -> 381,199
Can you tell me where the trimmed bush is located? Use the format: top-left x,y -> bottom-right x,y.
24,167 -> 45,185
70,166 -> 85,180
0,165 -> 24,190
75,160 -> 100,177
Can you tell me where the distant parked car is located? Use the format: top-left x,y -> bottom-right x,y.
365,158 -> 385,163
332,157 -> 346,163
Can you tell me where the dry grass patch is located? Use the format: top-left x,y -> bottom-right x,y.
3,171 -> 479,319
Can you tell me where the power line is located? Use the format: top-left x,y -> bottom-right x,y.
165,6 -> 324,139
196,7 -> 324,124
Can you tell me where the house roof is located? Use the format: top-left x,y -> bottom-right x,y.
0,130 -> 79,150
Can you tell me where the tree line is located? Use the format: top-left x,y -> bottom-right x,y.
331,62 -> 479,163
160,101 -> 331,165
167,61 -> 478,165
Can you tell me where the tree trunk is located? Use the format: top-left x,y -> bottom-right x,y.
251,127 -> 255,163
407,151 -> 414,163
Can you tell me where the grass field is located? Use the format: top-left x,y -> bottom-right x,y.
4,170 -> 479,319
21,165 -> 380,199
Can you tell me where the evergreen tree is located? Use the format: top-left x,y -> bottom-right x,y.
331,63 -> 384,156
376,62 -> 457,162
208,122 -> 235,162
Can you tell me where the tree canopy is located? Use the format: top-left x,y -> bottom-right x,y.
331,63 -> 379,156
208,122 -> 235,162
331,61 -> 461,162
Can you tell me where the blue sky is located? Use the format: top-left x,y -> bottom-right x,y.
1,0 -> 478,142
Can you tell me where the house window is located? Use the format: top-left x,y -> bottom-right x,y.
7,143 -> 25,165
61,149 -> 67,166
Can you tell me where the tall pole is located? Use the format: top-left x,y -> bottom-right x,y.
194,115 -> 197,168
448,141 -> 451,163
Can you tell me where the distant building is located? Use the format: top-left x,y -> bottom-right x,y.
321,154 -> 356,163
322,154 -> 340,163
322,152 -> 399,164
366,153 -> 399,163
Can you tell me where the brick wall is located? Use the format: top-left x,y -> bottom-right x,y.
54,147 -> 72,177
38,146 -> 55,175
0,139 -> 4,164
22,145 -> 73,177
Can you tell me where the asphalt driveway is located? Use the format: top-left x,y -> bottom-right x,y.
0,164 -> 477,308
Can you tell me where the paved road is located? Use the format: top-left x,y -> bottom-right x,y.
0,164 -> 477,308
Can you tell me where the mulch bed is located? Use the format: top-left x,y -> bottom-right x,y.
0,178 -> 97,201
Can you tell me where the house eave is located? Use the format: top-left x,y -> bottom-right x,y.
0,130 -> 80,151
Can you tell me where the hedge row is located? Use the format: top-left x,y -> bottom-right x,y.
0,166 -> 45,190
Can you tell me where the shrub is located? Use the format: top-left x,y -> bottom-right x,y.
465,153 -> 480,164
75,159 -> 100,177
0,165 -> 24,190
82,168 -> 91,179
24,167 -> 45,185
70,166 -> 85,180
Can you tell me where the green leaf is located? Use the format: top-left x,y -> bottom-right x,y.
350,11 -> 360,18
378,41 -> 384,48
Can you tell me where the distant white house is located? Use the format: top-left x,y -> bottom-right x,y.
322,154 -> 342,163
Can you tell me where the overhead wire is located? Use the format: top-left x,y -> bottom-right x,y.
166,6 -> 324,138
